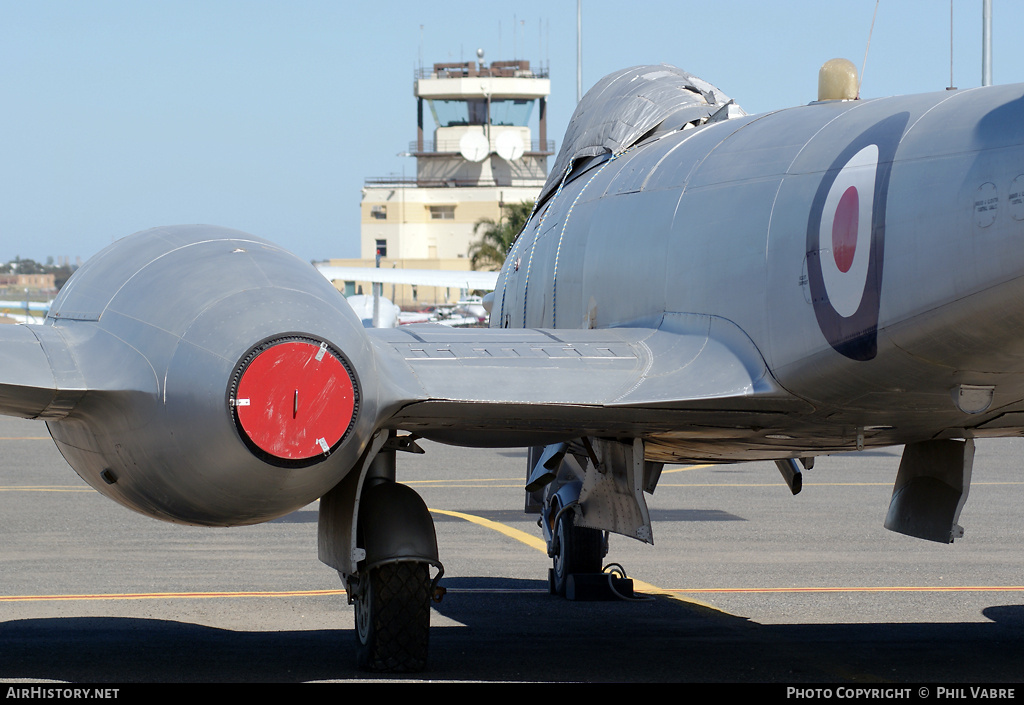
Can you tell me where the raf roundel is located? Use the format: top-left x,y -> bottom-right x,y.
818,144 -> 878,318
805,112 -> 907,362
229,336 -> 359,466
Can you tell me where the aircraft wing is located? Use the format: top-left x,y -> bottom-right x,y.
0,324 -> 84,419
369,312 -> 808,448
316,265 -> 499,291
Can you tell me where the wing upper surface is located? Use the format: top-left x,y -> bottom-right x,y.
371,313 -> 808,444
0,325 -> 85,419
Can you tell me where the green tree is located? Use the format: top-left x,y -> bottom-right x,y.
4,257 -> 44,275
469,201 -> 534,271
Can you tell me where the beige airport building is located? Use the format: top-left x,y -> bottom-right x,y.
324,56 -> 551,308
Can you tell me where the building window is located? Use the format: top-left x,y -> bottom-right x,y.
375,239 -> 387,257
370,205 -> 387,220
428,205 -> 455,220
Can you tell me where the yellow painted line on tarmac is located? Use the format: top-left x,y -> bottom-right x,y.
429,507 -> 547,552
410,483 -> 525,489
655,481 -> 888,487
0,486 -> 91,492
406,478 -> 519,485
7,584 -> 1019,605
659,480 -> 1024,487
10,507 -> 1018,609
660,464 -> 712,474
7,479 -> 1020,493
428,507 -> 724,613
670,585 -> 1024,594
0,589 -> 347,603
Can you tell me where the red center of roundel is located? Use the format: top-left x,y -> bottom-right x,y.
832,186 -> 859,273
235,341 -> 355,460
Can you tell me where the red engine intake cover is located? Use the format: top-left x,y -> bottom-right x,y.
231,338 -> 358,464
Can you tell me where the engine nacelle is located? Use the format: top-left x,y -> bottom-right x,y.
44,225 -> 380,526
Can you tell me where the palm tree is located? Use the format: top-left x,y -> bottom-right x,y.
469,201 -> 534,271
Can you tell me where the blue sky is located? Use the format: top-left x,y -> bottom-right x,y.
2,0 -> 1022,264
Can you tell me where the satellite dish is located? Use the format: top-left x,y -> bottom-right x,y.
495,131 -> 525,162
459,131 -> 489,163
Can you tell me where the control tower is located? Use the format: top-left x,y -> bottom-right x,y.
413,56 -> 551,188
357,54 -> 552,276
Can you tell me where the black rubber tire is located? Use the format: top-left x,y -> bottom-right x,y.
551,513 -> 604,596
354,562 -> 431,672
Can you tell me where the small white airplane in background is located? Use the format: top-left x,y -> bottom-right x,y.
343,294 -> 401,328
0,313 -> 42,325
315,264 -> 499,293
318,265 -> 498,328
0,300 -> 52,311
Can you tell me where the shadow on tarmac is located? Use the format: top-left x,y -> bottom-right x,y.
1,577 -> 1022,682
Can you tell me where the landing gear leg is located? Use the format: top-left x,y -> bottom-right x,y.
351,473 -> 441,673
318,433 -> 442,673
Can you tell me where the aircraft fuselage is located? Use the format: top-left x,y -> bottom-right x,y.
494,84 -> 1024,456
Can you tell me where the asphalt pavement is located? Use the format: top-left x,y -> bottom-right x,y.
2,415 -> 1023,683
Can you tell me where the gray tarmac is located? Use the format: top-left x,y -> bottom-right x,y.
1,414 -> 1023,683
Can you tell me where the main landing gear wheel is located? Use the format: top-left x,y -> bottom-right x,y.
551,512 -> 604,596
354,561 -> 431,672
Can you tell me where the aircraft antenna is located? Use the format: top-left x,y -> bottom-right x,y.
520,19 -> 525,62
545,17 -> 550,76
982,0 -> 992,86
576,0 -> 582,103
948,1 -> 956,90
859,0 -> 881,98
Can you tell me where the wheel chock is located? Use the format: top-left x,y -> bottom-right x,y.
565,573 -> 634,601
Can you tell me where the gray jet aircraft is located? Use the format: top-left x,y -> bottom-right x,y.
2,63 -> 1023,672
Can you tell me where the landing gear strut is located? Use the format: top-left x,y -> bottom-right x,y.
351,470 -> 441,672
318,432 -> 443,673
531,439 -> 657,599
